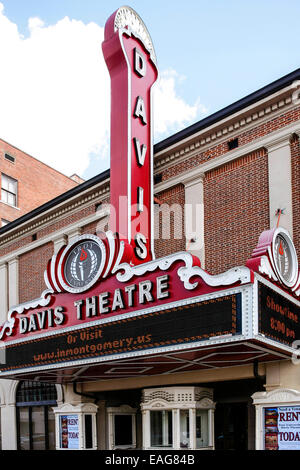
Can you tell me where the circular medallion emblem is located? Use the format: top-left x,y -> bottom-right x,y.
272,228 -> 298,287
58,235 -> 106,293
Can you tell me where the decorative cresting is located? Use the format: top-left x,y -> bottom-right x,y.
113,6 -> 157,64
102,6 -> 158,265
246,227 -> 300,297
141,386 -> 214,409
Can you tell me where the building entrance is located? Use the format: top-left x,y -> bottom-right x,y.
215,402 -> 248,450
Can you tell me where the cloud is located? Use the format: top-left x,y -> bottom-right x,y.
0,4 -> 206,178
153,69 -> 208,137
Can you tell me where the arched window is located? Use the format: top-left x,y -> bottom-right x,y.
16,381 -> 57,450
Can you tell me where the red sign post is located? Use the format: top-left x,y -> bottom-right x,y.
102,7 -> 158,265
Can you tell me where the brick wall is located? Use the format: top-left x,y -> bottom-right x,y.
291,134 -> 300,263
0,204 -> 98,258
154,184 -> 185,258
19,242 -> 53,303
160,107 -> 300,183
0,139 -> 78,224
204,149 -> 269,274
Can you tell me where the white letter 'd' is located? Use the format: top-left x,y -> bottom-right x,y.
134,48 -> 146,77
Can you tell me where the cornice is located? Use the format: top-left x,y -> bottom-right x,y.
155,167 -> 205,194
252,388 -> 300,404
0,209 -> 110,264
154,85 -> 298,174
154,121 -> 300,194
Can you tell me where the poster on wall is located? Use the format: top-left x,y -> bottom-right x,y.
264,407 -> 300,450
60,415 -> 79,449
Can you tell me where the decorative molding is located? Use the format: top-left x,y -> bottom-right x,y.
0,288 -> 53,339
67,227 -> 82,243
252,388 -> 300,405
154,89 -> 298,171
177,264 -> 251,290
141,386 -> 215,410
265,134 -> 292,152
0,209 -> 110,264
53,235 -> 67,254
181,171 -> 205,189
53,403 -> 98,413
114,6 -> 156,65
114,250 -> 251,290
154,122 -> 300,195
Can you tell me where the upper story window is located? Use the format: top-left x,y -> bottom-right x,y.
1,174 -> 18,207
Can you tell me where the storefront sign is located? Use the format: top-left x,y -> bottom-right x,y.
264,406 -> 300,450
258,283 -> 300,346
247,227 -> 300,298
0,233 -> 250,343
1,293 -> 240,373
60,415 -> 79,449
102,6 -> 158,264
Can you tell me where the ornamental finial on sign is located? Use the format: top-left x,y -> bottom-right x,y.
113,5 -> 157,65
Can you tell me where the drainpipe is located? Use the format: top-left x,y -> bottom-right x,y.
253,360 -> 266,383
73,381 -> 100,404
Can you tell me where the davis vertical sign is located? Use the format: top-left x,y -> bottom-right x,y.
102,6 -> 158,265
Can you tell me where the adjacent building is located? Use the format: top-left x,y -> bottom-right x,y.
0,138 -> 82,227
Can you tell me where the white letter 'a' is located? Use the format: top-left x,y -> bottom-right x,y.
133,138 -> 147,166
134,96 -> 147,125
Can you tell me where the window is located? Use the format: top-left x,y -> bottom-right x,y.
150,410 -> 173,447
107,405 -> 137,449
1,174 -> 17,207
16,381 -> 57,450
196,409 -> 209,448
1,219 -> 10,227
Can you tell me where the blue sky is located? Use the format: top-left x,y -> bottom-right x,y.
0,0 -> 300,179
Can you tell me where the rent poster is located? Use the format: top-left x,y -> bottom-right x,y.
264,407 -> 300,450
60,415 -> 79,449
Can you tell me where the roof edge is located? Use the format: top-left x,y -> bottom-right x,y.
154,67 -> 300,154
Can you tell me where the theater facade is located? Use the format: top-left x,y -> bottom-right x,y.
0,6 -> 300,451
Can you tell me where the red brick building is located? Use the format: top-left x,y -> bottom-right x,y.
0,138 -> 82,227
0,66 -> 299,451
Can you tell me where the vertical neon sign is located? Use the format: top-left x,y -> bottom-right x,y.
102,6 -> 158,265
